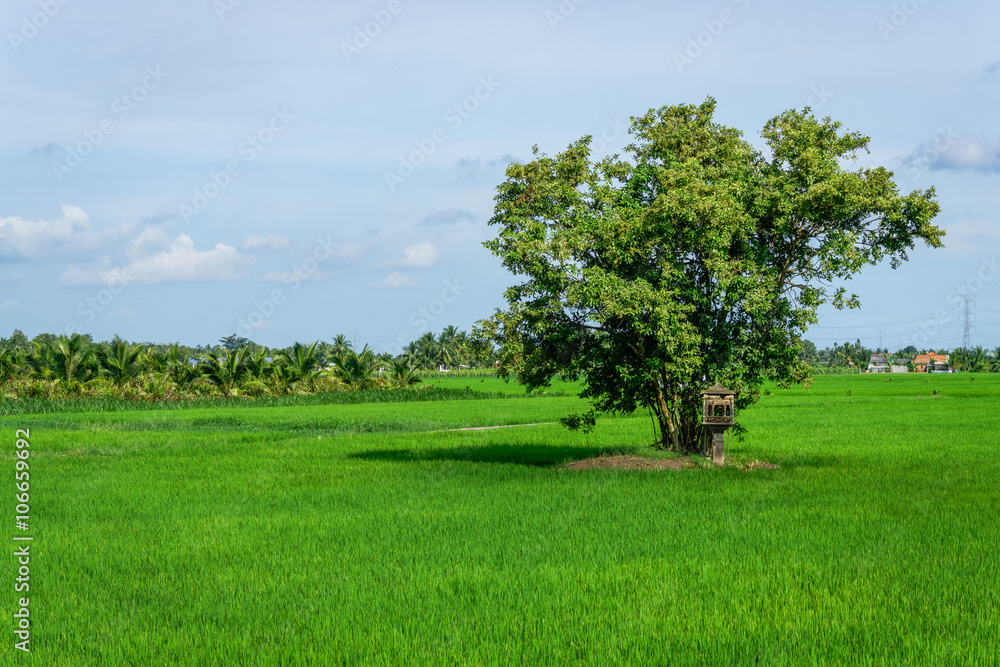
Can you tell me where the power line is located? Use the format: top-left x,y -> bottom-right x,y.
811,309 -> 962,330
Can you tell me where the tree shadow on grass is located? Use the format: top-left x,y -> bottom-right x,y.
766,454 -> 838,469
348,442 -> 620,467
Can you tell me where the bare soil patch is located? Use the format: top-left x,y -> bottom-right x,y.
556,454 -> 781,471
556,454 -> 692,471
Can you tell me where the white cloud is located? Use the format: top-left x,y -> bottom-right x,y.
0,300 -> 19,312
934,135 -> 1000,171
397,241 -> 439,269
256,238 -> 363,284
260,268 -> 345,284
369,271 -> 420,289
0,205 -> 133,260
59,234 -> 253,286
329,242 -> 366,260
125,227 -> 171,259
0,266 -> 30,283
422,208 -> 475,226
241,234 -> 290,251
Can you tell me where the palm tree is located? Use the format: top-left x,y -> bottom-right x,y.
278,341 -> 322,388
453,330 -> 470,366
405,332 -> 439,370
36,334 -> 97,384
23,345 -> 52,379
329,345 -> 383,390
244,348 -> 272,382
331,334 -> 353,358
431,326 -> 464,369
403,340 -> 423,368
266,363 -> 294,395
849,339 -> 870,368
166,343 -> 199,386
968,346 -> 989,373
949,348 -> 969,372
830,342 -> 851,368
0,348 -> 21,384
142,345 -> 169,375
99,336 -> 146,388
200,348 -> 252,395
388,360 -> 421,388
398,346 -> 419,371
435,333 -> 455,369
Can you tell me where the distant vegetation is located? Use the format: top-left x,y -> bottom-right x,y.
800,338 -> 1000,373
3,327 -> 998,404
0,327 -> 495,401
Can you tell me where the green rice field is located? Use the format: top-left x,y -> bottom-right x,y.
3,374 -> 999,665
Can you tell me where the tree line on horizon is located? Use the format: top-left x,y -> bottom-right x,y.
800,339 -> 1000,373
0,327 -> 496,400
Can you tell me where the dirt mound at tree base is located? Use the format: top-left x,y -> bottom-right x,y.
556,454 -> 690,471
556,454 -> 779,471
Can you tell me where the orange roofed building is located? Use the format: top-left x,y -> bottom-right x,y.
913,353 -> 951,373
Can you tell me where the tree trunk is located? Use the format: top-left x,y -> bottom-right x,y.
651,378 -> 709,453
652,378 -> 682,450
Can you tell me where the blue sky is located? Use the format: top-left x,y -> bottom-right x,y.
1,0 -> 998,353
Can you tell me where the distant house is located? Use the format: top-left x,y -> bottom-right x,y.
914,353 -> 951,373
867,353 -> 890,373
891,358 -> 911,374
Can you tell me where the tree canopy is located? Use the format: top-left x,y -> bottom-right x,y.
477,98 -> 944,451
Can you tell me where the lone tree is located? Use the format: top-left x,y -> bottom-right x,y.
219,334 -> 253,352
477,98 -> 943,451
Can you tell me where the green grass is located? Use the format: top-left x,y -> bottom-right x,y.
424,375 -> 578,395
2,374 -> 998,665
